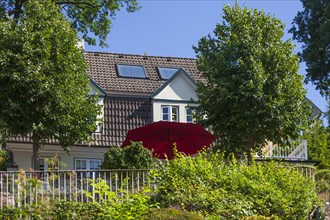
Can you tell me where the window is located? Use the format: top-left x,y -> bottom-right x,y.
117,64 -> 147,78
75,159 -> 101,170
162,106 -> 179,122
32,156 -> 60,171
157,67 -> 180,79
186,107 -> 194,123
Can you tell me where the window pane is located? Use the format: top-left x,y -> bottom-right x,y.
76,160 -> 81,169
76,159 -> 87,170
158,67 -> 179,79
172,107 -> 178,122
89,160 -> 101,170
118,65 -> 146,78
95,161 -> 101,169
186,108 -> 193,123
82,160 -> 86,169
162,106 -> 169,113
163,114 -> 169,121
162,106 -> 169,121
172,107 -> 178,115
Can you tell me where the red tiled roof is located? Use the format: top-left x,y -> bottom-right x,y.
85,52 -> 201,94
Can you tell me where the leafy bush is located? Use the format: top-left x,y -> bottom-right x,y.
240,216 -> 280,220
144,208 -> 205,220
304,120 -> 330,169
0,207 -> 25,219
52,201 -> 100,219
51,179 -> 154,219
102,141 -> 156,169
1,179 -> 154,219
316,169 -> 330,206
0,150 -> 8,171
152,152 -> 319,219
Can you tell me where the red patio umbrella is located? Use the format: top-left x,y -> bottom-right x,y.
121,121 -> 216,159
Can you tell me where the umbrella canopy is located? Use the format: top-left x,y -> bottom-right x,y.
121,121 -> 216,159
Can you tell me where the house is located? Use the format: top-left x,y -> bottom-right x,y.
5,52 -> 202,170
5,51 -> 321,170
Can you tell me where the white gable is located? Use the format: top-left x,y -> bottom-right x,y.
88,82 -> 102,96
88,80 -> 105,133
153,74 -> 197,101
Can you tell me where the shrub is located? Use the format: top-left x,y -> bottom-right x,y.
316,169 -> 330,190
152,152 -> 320,219
52,179 -> 153,219
316,169 -> 330,203
144,208 -> 205,220
102,141 -> 156,169
0,207 -> 25,219
1,179 -> 154,219
0,150 -> 8,171
240,216 -> 280,220
52,201 -> 100,219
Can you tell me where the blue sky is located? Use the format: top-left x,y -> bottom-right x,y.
85,0 -> 327,124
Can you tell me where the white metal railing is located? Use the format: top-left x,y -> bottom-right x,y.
0,169 -> 154,208
0,166 -> 315,208
258,140 -> 308,160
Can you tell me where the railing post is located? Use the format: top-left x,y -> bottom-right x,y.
303,139 -> 308,160
0,169 -> 154,207
269,142 -> 273,158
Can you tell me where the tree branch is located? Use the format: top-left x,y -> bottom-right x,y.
55,1 -> 100,9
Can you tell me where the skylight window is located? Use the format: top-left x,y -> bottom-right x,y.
157,67 -> 180,79
117,64 -> 147,78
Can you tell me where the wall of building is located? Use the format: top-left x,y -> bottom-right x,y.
152,101 -> 197,123
6,143 -> 108,170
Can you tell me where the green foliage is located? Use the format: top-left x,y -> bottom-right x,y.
152,152 -> 319,219
304,120 -> 330,169
144,208 -> 205,220
290,0 -> 330,97
52,201 -> 100,220
315,169 -> 330,195
0,0 -> 100,169
240,216 -> 280,220
53,179 -> 153,219
0,206 -> 24,219
194,5 -> 310,159
102,141 -> 156,169
0,149 -> 8,170
0,0 -> 139,47
1,179 -> 153,219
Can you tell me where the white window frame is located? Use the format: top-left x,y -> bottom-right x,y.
162,105 -> 179,122
74,158 -> 101,170
32,156 -> 61,171
185,107 -> 194,123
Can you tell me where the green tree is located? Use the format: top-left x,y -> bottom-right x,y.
102,142 -> 155,169
290,0 -> 329,98
0,0 -> 139,47
0,0 -> 100,170
194,5 -> 310,161
304,120 -> 330,169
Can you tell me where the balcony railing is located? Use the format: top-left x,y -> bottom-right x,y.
0,165 -> 316,208
0,169 -> 154,208
257,140 -> 308,160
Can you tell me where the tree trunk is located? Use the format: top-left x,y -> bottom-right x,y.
32,134 -> 41,170
246,136 -> 254,163
1,131 -> 6,151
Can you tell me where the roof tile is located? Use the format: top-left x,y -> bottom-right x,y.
85,52 -> 201,94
